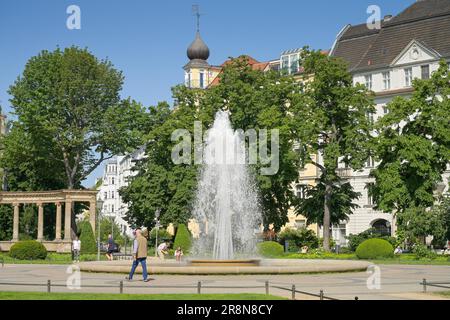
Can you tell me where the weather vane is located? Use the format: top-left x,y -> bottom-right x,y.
192,4 -> 202,32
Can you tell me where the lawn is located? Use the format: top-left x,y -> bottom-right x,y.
435,291 -> 450,298
283,252 -> 450,265
0,291 -> 286,300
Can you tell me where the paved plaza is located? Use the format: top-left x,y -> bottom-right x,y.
0,263 -> 449,300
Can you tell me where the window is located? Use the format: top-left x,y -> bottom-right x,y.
290,54 -> 299,74
295,184 -> 307,199
366,183 -> 375,206
281,53 -> 300,75
199,71 -> 205,88
111,191 -> 114,199
364,74 -> 373,90
111,205 -> 114,213
366,156 -> 375,168
104,192 -> 107,200
421,65 -> 430,80
382,71 -> 390,90
111,177 -> 115,185
281,55 -> 289,73
383,106 -> 389,114
295,219 -> 306,229
404,68 -> 413,87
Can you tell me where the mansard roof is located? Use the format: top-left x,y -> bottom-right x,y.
332,0 -> 450,72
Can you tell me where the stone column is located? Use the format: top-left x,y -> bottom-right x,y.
64,200 -> 72,240
55,202 -> 62,241
89,200 -> 96,235
37,202 -> 44,241
12,203 -> 19,241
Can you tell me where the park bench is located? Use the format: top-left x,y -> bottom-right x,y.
112,253 -> 133,261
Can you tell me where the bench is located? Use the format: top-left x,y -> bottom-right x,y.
112,253 -> 133,261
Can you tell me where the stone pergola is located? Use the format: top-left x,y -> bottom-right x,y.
0,189 -> 98,253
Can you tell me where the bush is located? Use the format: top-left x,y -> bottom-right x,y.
346,228 -> 396,252
9,240 -> 47,260
173,224 -> 192,253
355,238 -> 394,259
278,228 -> 319,251
79,221 -> 96,254
412,244 -> 437,260
257,241 -> 284,257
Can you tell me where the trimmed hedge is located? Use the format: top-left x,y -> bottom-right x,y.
173,224 -> 192,253
257,241 -> 284,257
356,238 -> 394,259
9,240 -> 47,260
79,221 -> 96,254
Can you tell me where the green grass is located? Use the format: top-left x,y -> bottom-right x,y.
281,252 -> 450,265
0,291 -> 286,300
0,252 -> 107,265
435,291 -> 450,298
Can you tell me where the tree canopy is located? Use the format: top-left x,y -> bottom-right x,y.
371,60 -> 450,215
292,49 -> 375,250
121,57 -> 301,231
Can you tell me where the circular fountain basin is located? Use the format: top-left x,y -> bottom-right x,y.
188,259 -> 260,267
78,258 -> 371,275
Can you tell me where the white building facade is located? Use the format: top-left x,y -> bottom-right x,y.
96,147 -> 146,236
330,0 -> 450,240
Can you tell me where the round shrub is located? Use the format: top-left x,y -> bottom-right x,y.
9,240 -> 47,260
355,238 -> 394,259
173,224 -> 192,253
257,241 -> 284,257
79,221 -> 96,254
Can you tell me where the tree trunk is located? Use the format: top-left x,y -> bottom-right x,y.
323,182 -> 332,252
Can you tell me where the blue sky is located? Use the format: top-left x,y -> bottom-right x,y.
0,0 -> 415,187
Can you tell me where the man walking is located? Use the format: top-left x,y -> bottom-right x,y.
126,228 -> 149,282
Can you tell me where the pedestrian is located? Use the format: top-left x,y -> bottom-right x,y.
126,228 -> 150,282
106,234 -> 114,261
157,242 -> 169,260
174,246 -> 183,262
72,236 -> 81,263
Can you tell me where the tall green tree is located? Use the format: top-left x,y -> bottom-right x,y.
2,47 -> 150,235
121,57 -> 301,231
293,49 -> 375,251
371,61 -> 450,221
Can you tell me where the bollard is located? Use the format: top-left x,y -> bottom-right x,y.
291,285 -> 296,300
422,278 -> 427,293
265,281 -> 269,295
197,281 -> 201,294
120,280 -> 123,294
47,280 -> 51,293
355,296 -> 359,300
319,289 -> 324,300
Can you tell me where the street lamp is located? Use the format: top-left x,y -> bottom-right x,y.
96,198 -> 104,261
154,209 -> 161,257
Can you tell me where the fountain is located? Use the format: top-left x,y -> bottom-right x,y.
78,111 -> 372,274
190,110 -> 262,264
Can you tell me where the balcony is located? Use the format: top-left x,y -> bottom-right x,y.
336,168 -> 352,178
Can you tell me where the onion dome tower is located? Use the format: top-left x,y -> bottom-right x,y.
184,5 -> 217,89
